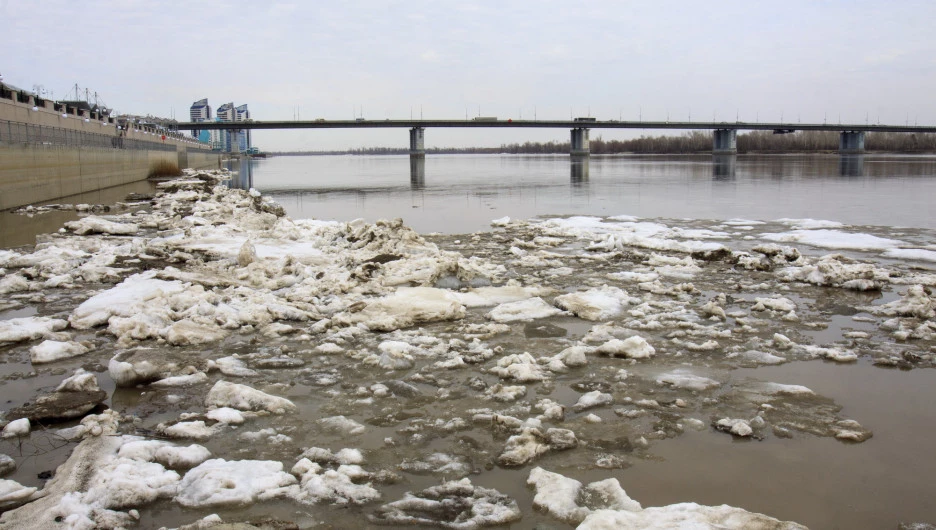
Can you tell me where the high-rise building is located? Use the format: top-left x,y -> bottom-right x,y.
189,98 -> 211,140
216,102 -> 235,152
235,104 -> 251,153
201,101 -> 252,152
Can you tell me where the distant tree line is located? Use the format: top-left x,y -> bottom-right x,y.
269,131 -> 936,156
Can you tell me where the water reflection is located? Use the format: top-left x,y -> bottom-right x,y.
712,155 -> 737,180
224,155 -> 254,190
0,180 -> 158,249
838,155 -> 865,177
410,157 -> 425,189
570,157 -> 589,186
230,154 -> 936,233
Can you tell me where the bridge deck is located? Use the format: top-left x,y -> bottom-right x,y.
174,119 -> 936,134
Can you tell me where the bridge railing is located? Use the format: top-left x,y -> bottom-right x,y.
0,118 -> 178,152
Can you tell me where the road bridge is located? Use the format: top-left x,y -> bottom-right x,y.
174,119 -> 936,156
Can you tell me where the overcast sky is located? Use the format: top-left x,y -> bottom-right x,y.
3,0 -> 935,150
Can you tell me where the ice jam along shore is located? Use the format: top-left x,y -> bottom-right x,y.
0,170 -> 934,529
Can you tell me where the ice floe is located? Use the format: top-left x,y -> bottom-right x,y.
29,339 -> 90,364
175,459 -> 297,508
486,297 -> 564,322
763,228 -> 904,250
0,316 -> 68,344
527,467 -> 641,523
527,467 -> 807,529
596,336 -> 656,359
64,216 -> 139,236
369,478 -> 521,528
554,285 -> 639,321
205,381 -> 296,414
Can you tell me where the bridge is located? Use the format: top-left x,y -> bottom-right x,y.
174,119 -> 936,157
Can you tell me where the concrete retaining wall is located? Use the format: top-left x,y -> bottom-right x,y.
0,86 -> 221,210
0,144 -> 220,211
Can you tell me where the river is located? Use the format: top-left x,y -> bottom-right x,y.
1,153 -> 935,529
250,153 -> 936,233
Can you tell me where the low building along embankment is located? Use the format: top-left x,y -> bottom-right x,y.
0,87 -> 219,211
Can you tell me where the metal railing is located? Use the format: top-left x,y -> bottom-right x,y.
0,119 -> 176,152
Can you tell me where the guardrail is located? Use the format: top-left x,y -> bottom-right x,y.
0,119 -> 177,152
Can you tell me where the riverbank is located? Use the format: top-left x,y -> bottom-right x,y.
0,170 -> 935,528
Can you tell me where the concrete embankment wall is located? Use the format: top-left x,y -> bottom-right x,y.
0,145 -> 220,210
0,88 -> 220,210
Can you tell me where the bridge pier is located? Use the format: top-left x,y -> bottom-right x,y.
839,131 -> 865,154
409,127 -> 425,158
570,128 -> 590,156
712,129 -> 737,155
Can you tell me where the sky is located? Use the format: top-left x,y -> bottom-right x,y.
3,0 -> 935,151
